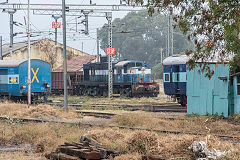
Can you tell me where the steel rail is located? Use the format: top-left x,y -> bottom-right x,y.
76,111 -> 116,119
49,102 -> 186,112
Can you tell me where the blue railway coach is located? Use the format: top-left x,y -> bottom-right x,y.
0,59 -> 51,99
163,55 -> 189,106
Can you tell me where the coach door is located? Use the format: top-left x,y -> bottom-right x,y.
172,65 -> 179,93
0,69 -> 8,92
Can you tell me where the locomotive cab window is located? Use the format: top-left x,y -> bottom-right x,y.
124,66 -> 127,73
136,62 -> 142,67
117,68 -> 121,74
127,63 -> 135,69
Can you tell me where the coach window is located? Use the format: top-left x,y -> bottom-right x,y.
177,73 -> 180,82
237,75 -> 240,95
164,73 -> 170,82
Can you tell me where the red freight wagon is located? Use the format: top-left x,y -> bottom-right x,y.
51,55 -> 96,95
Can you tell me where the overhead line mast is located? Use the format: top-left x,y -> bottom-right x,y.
62,0 -> 68,112
106,12 -> 113,98
27,0 -> 31,105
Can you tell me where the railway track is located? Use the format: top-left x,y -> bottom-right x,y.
76,111 -> 116,119
0,116 -> 239,143
49,102 -> 187,113
76,111 -> 186,120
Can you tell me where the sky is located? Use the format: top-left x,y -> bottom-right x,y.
0,0 -> 145,55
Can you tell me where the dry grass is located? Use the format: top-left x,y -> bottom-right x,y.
88,128 -> 240,159
0,101 -> 80,120
114,154 -> 141,160
110,112 -> 240,136
0,122 -> 239,159
0,122 -> 87,152
0,152 -> 47,160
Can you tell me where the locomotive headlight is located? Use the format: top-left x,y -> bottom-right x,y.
21,85 -> 26,89
44,82 -> 50,88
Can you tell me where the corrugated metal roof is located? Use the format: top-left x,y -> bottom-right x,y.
2,40 -> 39,57
53,55 -> 96,72
115,61 -> 131,67
0,59 -> 26,67
163,54 -> 189,65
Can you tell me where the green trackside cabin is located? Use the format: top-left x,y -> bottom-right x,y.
187,62 -> 240,117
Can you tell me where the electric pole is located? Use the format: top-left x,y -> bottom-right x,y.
52,15 -> 61,45
82,42 -> 83,52
0,36 -> 2,60
9,10 -> 16,48
167,9 -> 170,57
62,0 -> 68,112
160,48 -> 163,63
167,6 -> 173,56
97,28 -> 99,62
27,0 -> 31,105
82,11 -> 90,35
170,14 -> 173,56
106,12 -> 113,99
2,9 -> 16,56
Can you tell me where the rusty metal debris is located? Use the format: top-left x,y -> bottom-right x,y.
45,136 -> 119,160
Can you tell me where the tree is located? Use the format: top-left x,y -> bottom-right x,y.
126,0 -> 240,77
37,40 -> 58,69
99,11 -> 193,69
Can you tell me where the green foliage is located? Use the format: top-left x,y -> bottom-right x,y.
99,11 -> 193,68
152,62 -> 163,79
127,0 -> 240,74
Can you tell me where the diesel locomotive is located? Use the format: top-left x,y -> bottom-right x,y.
0,59 -> 51,100
74,56 -> 159,97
